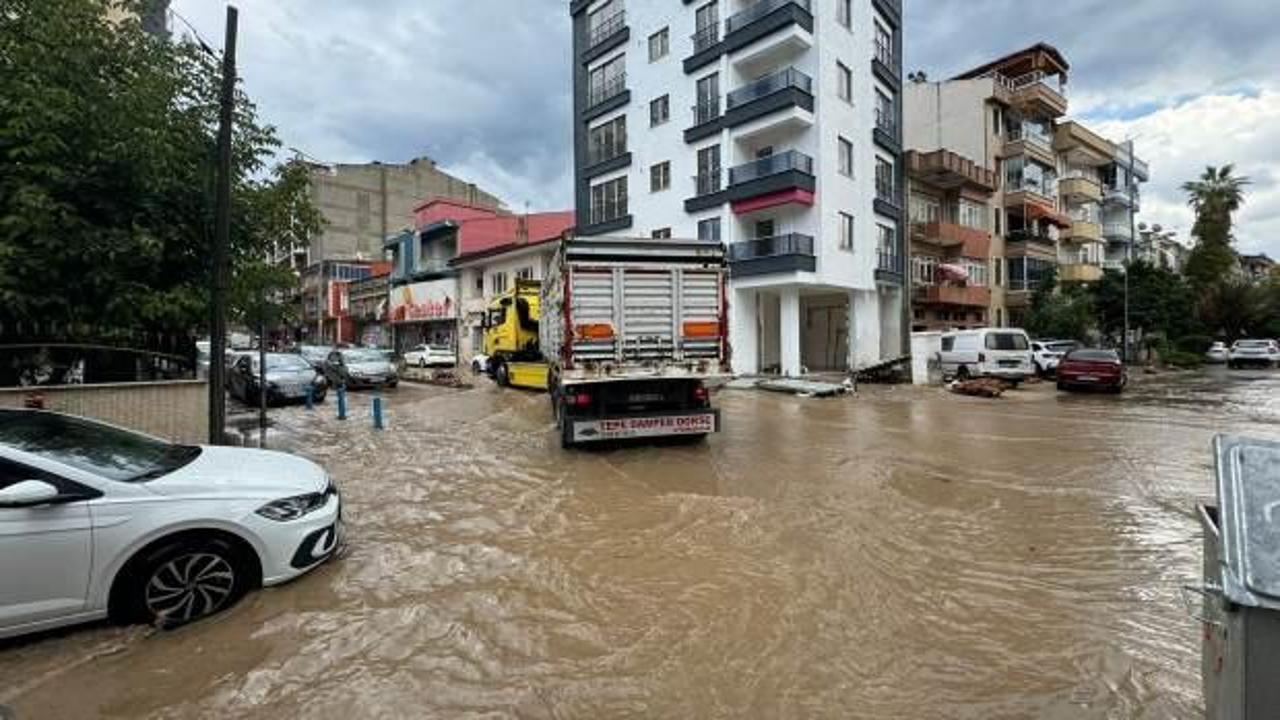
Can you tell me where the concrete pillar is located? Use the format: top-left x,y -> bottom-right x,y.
729,288 -> 759,375
779,287 -> 801,377
849,289 -> 881,369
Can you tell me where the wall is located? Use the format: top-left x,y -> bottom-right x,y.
308,159 -> 504,263
0,380 -> 209,444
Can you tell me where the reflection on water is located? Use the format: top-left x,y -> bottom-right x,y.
2,368 -> 1277,718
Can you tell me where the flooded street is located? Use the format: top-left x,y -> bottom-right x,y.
3,368 -> 1278,719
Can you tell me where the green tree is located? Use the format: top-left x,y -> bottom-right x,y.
1092,262 -> 1199,344
1181,165 -> 1250,288
0,0 -> 315,331
1026,268 -> 1096,341
1199,280 -> 1268,342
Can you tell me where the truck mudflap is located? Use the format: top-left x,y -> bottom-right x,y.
569,409 -> 720,443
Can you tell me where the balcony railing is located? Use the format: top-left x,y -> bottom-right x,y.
725,0 -> 811,35
587,73 -> 626,108
727,150 -> 813,185
875,108 -> 896,136
585,144 -> 626,167
875,179 -> 896,204
1007,126 -> 1052,150
1103,223 -> 1133,240
1005,229 -> 1055,245
1005,70 -> 1067,97
693,171 -> 722,197
587,11 -> 625,49
691,23 -> 720,53
874,40 -> 893,68
726,67 -> 812,110
692,98 -> 721,125
728,233 -> 815,261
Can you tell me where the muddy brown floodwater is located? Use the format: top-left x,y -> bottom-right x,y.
3,368 -> 1280,719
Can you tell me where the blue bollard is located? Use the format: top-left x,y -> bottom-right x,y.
305,383 -> 314,410
372,395 -> 384,430
337,386 -> 347,420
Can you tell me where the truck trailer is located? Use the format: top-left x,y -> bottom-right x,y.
539,236 -> 729,448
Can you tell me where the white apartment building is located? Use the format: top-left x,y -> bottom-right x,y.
452,241 -> 559,364
569,0 -> 906,376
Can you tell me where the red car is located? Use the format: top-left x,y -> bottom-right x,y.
1056,348 -> 1127,393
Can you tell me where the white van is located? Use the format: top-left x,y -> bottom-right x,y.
938,328 -> 1034,383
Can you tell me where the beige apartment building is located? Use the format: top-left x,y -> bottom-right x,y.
905,43 -> 1145,330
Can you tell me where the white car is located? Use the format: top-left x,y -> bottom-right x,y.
402,344 -> 456,368
1030,339 -> 1079,376
1206,341 -> 1229,364
1227,339 -> 1279,369
0,409 -> 342,640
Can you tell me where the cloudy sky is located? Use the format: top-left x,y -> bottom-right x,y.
172,0 -> 1280,257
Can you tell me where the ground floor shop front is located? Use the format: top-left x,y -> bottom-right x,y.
729,284 -> 904,377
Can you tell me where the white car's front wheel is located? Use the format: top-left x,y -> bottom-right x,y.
113,535 -> 255,629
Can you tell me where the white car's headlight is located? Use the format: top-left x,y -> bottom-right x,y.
256,492 -> 327,521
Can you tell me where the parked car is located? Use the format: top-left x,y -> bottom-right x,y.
1030,339 -> 1080,376
1056,348 -> 1127,393
402,344 -> 456,368
471,353 -> 490,374
1206,341 -> 1229,364
1227,339 -> 1279,369
298,345 -> 334,371
229,353 -> 327,405
0,409 -> 342,639
324,347 -> 399,389
224,349 -> 253,371
938,328 -> 1034,383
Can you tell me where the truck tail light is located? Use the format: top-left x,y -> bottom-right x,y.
682,321 -> 720,338
693,384 -> 709,403
571,392 -> 592,407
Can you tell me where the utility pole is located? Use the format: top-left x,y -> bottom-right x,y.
1122,138 -> 1136,364
208,5 -> 238,444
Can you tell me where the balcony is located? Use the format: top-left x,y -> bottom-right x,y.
904,149 -> 996,192
1004,71 -> 1067,118
688,150 -> 815,212
873,109 -> 899,153
584,10 -> 627,62
1059,263 -> 1103,283
916,284 -> 991,308
585,73 -> 627,120
1004,229 -> 1057,260
1059,176 -> 1102,204
1103,184 -> 1139,209
1053,121 -> 1115,166
872,38 -> 898,89
1002,127 -> 1056,168
876,250 -> 904,283
911,222 -> 990,257
686,0 -> 813,74
1103,222 -> 1134,242
728,233 -> 816,277
1064,219 -> 1102,243
688,68 -> 813,143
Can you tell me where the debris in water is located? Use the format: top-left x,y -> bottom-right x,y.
757,378 -> 850,397
948,378 -> 1009,398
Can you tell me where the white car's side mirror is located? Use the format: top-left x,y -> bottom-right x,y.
0,480 -> 61,508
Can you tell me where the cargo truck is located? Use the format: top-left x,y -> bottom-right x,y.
540,236 -> 729,448
481,278 -> 548,390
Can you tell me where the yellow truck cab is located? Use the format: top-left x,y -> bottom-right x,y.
482,279 -> 547,389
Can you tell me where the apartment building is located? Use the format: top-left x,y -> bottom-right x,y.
569,0 -> 906,376
1100,141 -> 1149,270
905,43 -> 1143,328
276,157 -> 505,273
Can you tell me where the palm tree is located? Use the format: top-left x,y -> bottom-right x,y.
1182,165 -> 1251,240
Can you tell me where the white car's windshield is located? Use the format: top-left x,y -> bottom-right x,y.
341,349 -> 386,363
263,354 -> 313,371
1235,340 -> 1270,348
0,410 -> 201,482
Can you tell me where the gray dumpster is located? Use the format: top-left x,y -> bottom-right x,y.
1196,435 -> 1280,719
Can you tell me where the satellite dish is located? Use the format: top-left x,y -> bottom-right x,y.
1138,222 -> 1148,231
1151,224 -> 1162,232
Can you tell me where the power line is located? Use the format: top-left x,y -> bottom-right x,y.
168,6 -> 219,58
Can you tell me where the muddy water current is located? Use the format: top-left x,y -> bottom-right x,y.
3,368 -> 1279,718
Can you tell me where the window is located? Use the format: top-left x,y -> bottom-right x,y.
650,161 -> 671,192
941,336 -> 955,352
695,73 -> 720,124
0,410 -> 187,484
993,208 -> 1002,235
985,332 -> 1029,351
992,106 -> 1002,136
754,219 -> 775,239
650,95 -> 670,126
837,62 -> 852,102
875,90 -> 895,133
875,157 -> 895,203
912,255 -> 937,285
694,1 -> 719,51
909,194 -> 940,224
652,228 -> 672,239
839,212 -> 854,250
490,272 -> 508,295
516,267 -> 534,280
837,0 -> 851,28
648,27 -> 669,61
838,136 -> 853,177
996,308 -> 1003,327
958,199 -> 986,229
589,176 -> 628,224
697,217 -> 721,242
994,258 -> 1003,286
474,273 -> 483,293
877,224 -> 897,271
587,54 -> 625,107
588,0 -> 624,48
696,144 -> 721,195
587,115 -> 626,165
874,22 -> 893,67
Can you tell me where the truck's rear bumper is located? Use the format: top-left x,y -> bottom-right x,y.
569,408 -> 720,443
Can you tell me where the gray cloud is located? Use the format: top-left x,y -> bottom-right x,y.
175,0 -> 1279,255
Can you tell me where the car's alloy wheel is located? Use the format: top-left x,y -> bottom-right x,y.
144,552 -> 236,625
